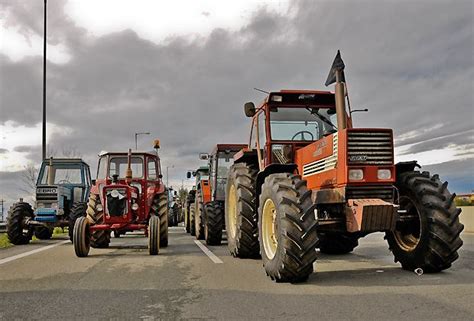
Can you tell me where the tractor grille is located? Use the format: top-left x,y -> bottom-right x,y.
36,186 -> 58,202
347,131 -> 393,165
346,185 -> 395,202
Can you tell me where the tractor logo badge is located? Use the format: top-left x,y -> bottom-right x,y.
313,141 -> 327,157
37,188 -> 57,194
349,155 -> 367,162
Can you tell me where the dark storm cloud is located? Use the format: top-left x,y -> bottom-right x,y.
0,0 -> 473,197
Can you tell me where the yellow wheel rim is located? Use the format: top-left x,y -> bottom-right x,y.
394,195 -> 422,252
262,198 -> 278,260
227,184 -> 237,238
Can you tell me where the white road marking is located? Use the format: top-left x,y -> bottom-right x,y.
194,240 -> 223,264
0,240 -> 70,266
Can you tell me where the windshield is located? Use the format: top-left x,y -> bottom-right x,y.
109,156 -> 144,178
269,107 -> 337,141
40,166 -> 83,185
217,152 -> 235,179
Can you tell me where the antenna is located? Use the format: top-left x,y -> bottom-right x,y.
253,87 -> 269,94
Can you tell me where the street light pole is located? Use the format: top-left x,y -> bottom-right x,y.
134,132 -> 150,150
42,0 -> 47,160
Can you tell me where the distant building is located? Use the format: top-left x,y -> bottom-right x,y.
456,193 -> 474,206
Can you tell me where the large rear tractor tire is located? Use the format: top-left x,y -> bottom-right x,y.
7,202 -> 34,245
69,202 -> 86,241
74,216 -> 90,257
190,204 -> 196,236
204,201 -> 224,245
318,233 -> 359,254
386,171 -> 464,272
34,226 -> 53,240
185,206 -> 191,233
148,215 -> 160,255
86,194 -> 110,248
151,193 -> 168,247
225,163 -> 260,258
258,173 -> 318,282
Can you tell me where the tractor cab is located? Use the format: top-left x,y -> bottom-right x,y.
207,144 -> 246,202
35,158 -> 91,221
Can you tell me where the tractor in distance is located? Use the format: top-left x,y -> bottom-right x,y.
186,165 -> 210,238
7,158 -> 91,244
167,187 -> 181,227
72,140 -> 168,256
225,51 -> 463,282
200,144 -> 246,245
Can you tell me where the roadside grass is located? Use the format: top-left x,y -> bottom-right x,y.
0,233 -> 12,249
52,227 -> 68,238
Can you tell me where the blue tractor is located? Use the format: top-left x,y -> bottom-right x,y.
7,158 -> 92,244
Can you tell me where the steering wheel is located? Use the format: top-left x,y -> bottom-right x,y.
57,179 -> 72,184
291,130 -> 314,141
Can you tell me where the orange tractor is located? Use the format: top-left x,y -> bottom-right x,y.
225,51 -> 464,282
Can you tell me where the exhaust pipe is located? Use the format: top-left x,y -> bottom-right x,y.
126,149 -> 132,182
47,157 -> 54,185
325,50 -> 347,130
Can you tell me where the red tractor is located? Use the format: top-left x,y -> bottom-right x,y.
225,51 -> 463,282
72,141 -> 168,257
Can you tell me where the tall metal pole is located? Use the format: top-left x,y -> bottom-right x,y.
135,133 -> 138,150
42,0 -> 47,160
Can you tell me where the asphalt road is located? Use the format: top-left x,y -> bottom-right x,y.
0,228 -> 473,320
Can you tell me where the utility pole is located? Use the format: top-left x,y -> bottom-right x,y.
134,132 -> 150,150
42,0 -> 47,160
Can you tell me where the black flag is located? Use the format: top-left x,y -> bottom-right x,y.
325,50 -> 345,86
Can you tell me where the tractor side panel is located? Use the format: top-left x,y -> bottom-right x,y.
295,133 -> 338,190
201,179 -> 212,204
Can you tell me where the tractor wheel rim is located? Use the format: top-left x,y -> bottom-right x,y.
262,198 -> 278,260
394,195 -> 422,252
228,184 -> 237,238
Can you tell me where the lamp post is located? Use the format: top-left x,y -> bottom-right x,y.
42,0 -> 47,160
134,132 -> 150,150
166,165 -> 174,187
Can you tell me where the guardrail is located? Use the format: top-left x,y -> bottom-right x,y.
0,222 -> 6,233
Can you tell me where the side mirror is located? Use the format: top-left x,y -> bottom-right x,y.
158,174 -> 163,179
244,102 -> 256,117
199,153 -> 209,160
91,179 -> 96,185
174,191 -> 177,196
186,171 -> 192,179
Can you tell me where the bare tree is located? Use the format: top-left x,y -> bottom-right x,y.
20,163 -> 38,201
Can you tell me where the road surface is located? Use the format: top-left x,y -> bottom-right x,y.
0,228 -> 473,320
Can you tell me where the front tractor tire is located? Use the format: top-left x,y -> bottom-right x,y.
7,202 -> 34,245
151,193 -> 168,248
204,201 -> 224,246
74,216 -> 90,257
225,163 -> 260,258
318,233 -> 359,254
258,173 -> 318,283
190,204 -> 196,236
148,215 -> 160,255
386,171 -> 464,273
86,194 -> 110,248
34,226 -> 53,240
69,202 -> 87,241
194,191 -> 205,240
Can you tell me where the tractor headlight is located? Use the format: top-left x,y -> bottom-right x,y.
131,203 -> 139,211
36,202 -> 45,208
96,204 -> 103,212
51,202 -> 58,209
348,169 -> 364,181
377,169 -> 392,180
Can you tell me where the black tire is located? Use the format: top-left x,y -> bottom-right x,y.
86,193 -> 110,248
258,173 -> 318,282
69,202 -> 86,241
148,215 -> 160,255
194,190 -> 205,240
386,170 -> 464,272
7,202 -> 34,245
34,226 -> 53,240
190,204 -> 196,236
318,233 -> 359,254
151,193 -> 168,247
74,216 -> 90,257
204,201 -> 224,245
185,206 -> 191,233
225,163 -> 260,258
113,231 -> 121,238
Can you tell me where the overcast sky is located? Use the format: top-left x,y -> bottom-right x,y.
0,0 -> 473,212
